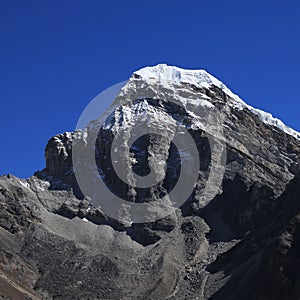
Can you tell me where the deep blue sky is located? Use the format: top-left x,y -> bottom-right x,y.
1,0 -> 300,178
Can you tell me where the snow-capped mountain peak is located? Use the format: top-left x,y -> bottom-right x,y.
133,64 -> 300,140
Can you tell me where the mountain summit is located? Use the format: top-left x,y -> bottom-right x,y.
0,65 -> 300,299
134,64 -> 300,139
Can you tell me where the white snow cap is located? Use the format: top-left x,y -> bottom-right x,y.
134,64 -> 300,140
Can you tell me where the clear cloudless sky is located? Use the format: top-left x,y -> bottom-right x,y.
0,0 -> 300,178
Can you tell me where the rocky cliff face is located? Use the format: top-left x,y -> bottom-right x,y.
0,64 -> 300,299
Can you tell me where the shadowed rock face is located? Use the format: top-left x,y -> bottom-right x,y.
1,66 -> 300,299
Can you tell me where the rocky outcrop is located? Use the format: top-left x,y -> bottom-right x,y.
202,173 -> 300,300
